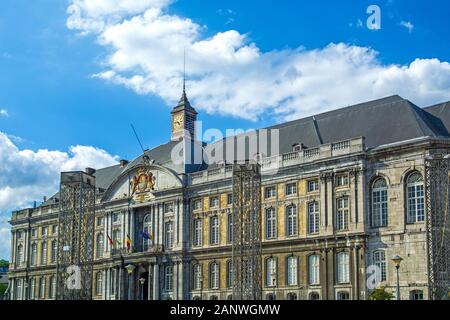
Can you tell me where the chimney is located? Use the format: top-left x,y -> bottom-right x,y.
85,167 -> 96,175
43,196 -> 47,202
120,159 -> 129,167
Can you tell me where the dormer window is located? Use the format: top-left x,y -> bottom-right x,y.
292,143 -> 305,152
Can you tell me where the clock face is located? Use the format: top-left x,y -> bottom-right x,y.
173,113 -> 184,131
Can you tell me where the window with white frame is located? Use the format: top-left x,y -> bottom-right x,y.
286,205 -> 298,236
373,250 -> 387,282
210,263 -> 219,289
407,173 -> 425,223
336,197 -> 349,231
227,213 -> 233,243
39,277 -> 46,299
143,214 -> 153,250
112,229 -> 121,249
164,266 -> 173,292
16,279 -> 22,300
30,278 -> 36,300
308,255 -> 320,285
226,260 -> 233,288
192,264 -> 202,290
308,202 -> 320,234
337,252 -> 350,283
42,226 -> 48,237
31,228 -> 37,237
163,202 -> 174,214
96,272 -> 103,296
51,225 -> 58,235
193,219 -> 202,247
308,180 -> 319,193
31,243 -> 37,266
51,240 -> 57,263
210,216 -> 219,245
335,174 -> 349,187
41,241 -> 47,265
265,186 -> 276,199
266,258 -> 277,287
112,212 -> 120,224
372,178 -> 388,227
16,244 -> 23,266
266,208 -> 277,239
287,256 -> 298,286
96,233 -> 104,258
210,196 -> 219,208
194,199 -> 202,211
410,290 -> 424,300
50,276 -> 56,299
165,222 -> 174,250
285,183 -> 297,196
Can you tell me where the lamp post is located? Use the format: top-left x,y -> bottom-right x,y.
139,278 -> 146,301
125,264 -> 135,300
200,279 -> 203,300
392,255 -> 403,300
271,275 -> 276,300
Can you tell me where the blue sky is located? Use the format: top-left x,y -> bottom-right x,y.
0,0 -> 450,259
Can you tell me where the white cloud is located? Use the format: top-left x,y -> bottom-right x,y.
67,1 -> 450,122
0,132 -> 119,259
400,20 -> 414,33
0,109 -> 8,117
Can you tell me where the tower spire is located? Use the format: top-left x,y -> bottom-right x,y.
183,47 -> 186,94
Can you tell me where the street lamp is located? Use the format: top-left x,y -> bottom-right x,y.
199,279 -> 203,300
392,255 -> 403,300
139,278 -> 146,301
125,264 -> 135,300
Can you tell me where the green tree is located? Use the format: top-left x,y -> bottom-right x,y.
0,260 -> 9,268
0,283 -> 6,297
369,287 -> 394,300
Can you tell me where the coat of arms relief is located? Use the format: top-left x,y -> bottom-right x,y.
130,168 -> 156,202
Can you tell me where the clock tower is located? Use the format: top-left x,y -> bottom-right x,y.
171,85 -> 198,141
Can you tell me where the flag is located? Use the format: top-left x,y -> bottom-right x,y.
141,230 -> 150,240
126,234 -> 132,250
107,234 -> 114,246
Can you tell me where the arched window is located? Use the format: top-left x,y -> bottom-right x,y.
16,244 -> 23,266
266,208 -> 276,239
337,291 -> 350,300
41,241 -> 48,265
287,292 -> 298,300
286,205 -> 298,236
210,262 -> 219,289
287,256 -> 298,286
51,240 -> 57,263
31,243 -> 37,266
372,178 -> 388,227
16,279 -> 23,300
266,258 -> 277,287
30,278 -> 36,300
143,214 -> 153,251
192,264 -> 202,290
210,216 -> 219,245
39,277 -> 46,299
96,271 -> 103,296
308,255 -> 320,285
410,290 -> 424,300
96,233 -> 104,258
308,202 -> 320,234
337,252 -> 350,283
309,292 -> 320,300
373,250 -> 387,281
192,219 -> 202,247
407,173 -> 425,223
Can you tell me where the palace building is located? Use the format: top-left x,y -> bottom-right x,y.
7,91 -> 450,300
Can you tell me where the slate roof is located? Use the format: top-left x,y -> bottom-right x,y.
38,95 -> 450,208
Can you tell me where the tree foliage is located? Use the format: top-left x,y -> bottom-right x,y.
369,287 -> 394,300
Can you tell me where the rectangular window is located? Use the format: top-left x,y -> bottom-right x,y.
337,252 -> 350,283
308,202 -> 320,234
266,208 -> 277,239
308,255 -> 320,285
210,216 -> 219,245
16,230 -> 22,239
163,203 -> 174,214
31,228 -> 37,238
335,174 -> 349,187
51,241 -> 57,263
42,227 -> 48,237
39,277 -> 46,299
210,196 -> 219,208
226,261 -> 233,288
51,225 -> 58,235
265,186 -> 276,199
286,205 -> 298,237
373,251 -> 387,282
336,198 -> 349,231
112,212 -> 120,224
165,222 -> 174,250
164,266 -> 173,292
287,256 -> 298,286
285,183 -> 297,196
227,194 -> 233,205
210,263 -> 219,289
308,180 -> 319,193
194,199 -> 202,211
266,258 -> 277,287
192,264 -> 201,290
227,213 -> 233,243
30,278 -> 35,300
41,242 -> 48,265
96,217 -> 104,227
193,219 -> 202,247
408,184 -> 425,223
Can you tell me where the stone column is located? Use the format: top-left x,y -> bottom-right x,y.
320,173 -> 328,231
148,264 -> 153,300
153,264 -> 160,300
326,173 -> 334,235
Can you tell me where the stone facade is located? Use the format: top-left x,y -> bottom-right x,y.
7,94 -> 450,300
